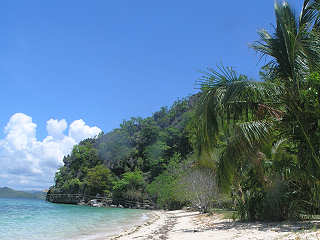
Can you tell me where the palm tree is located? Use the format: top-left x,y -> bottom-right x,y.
194,1 -> 320,219
195,65 -> 280,191
252,0 -> 320,176
196,0 -> 320,190
252,0 -> 320,85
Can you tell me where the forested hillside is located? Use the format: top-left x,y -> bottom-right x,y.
47,94 -> 201,209
0,187 -> 45,199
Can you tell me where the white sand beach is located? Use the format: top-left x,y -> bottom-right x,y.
109,210 -> 320,240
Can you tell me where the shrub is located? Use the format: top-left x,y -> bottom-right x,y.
85,164 -> 114,195
112,170 -> 146,201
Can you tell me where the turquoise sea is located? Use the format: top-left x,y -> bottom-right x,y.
0,198 -> 149,240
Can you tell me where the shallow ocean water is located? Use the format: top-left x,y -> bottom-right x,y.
0,198 -> 149,240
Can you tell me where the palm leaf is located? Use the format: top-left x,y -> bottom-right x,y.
252,0 -> 320,88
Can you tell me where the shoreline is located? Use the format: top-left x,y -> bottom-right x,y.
108,210 -> 163,240
105,210 -> 320,240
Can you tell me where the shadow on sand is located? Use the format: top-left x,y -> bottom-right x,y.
200,219 -> 320,233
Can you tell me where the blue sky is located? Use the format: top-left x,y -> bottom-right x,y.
0,0 -> 301,189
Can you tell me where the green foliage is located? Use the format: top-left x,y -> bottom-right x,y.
147,171 -> 183,210
97,129 -> 133,174
147,156 -> 186,210
62,178 -> 83,194
191,1 -> 320,221
85,165 -> 114,195
113,170 -> 145,191
49,95 -> 196,203
144,140 -> 169,178
113,170 -> 146,201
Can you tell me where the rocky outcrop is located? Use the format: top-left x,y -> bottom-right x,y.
87,199 -> 104,207
46,193 -> 156,209
83,198 -> 155,209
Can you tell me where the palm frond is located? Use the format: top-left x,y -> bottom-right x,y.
235,121 -> 273,151
271,138 -> 288,155
196,65 -> 281,151
252,0 -> 320,89
216,120 -> 273,192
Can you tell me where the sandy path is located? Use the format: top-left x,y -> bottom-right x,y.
110,210 -> 320,240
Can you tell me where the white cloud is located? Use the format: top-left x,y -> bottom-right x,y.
3,113 -> 37,150
0,113 -> 102,190
69,119 -> 101,142
46,119 -> 67,139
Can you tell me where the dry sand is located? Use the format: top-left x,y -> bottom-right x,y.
109,210 -> 320,240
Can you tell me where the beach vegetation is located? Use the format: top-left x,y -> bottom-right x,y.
193,0 -> 320,220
